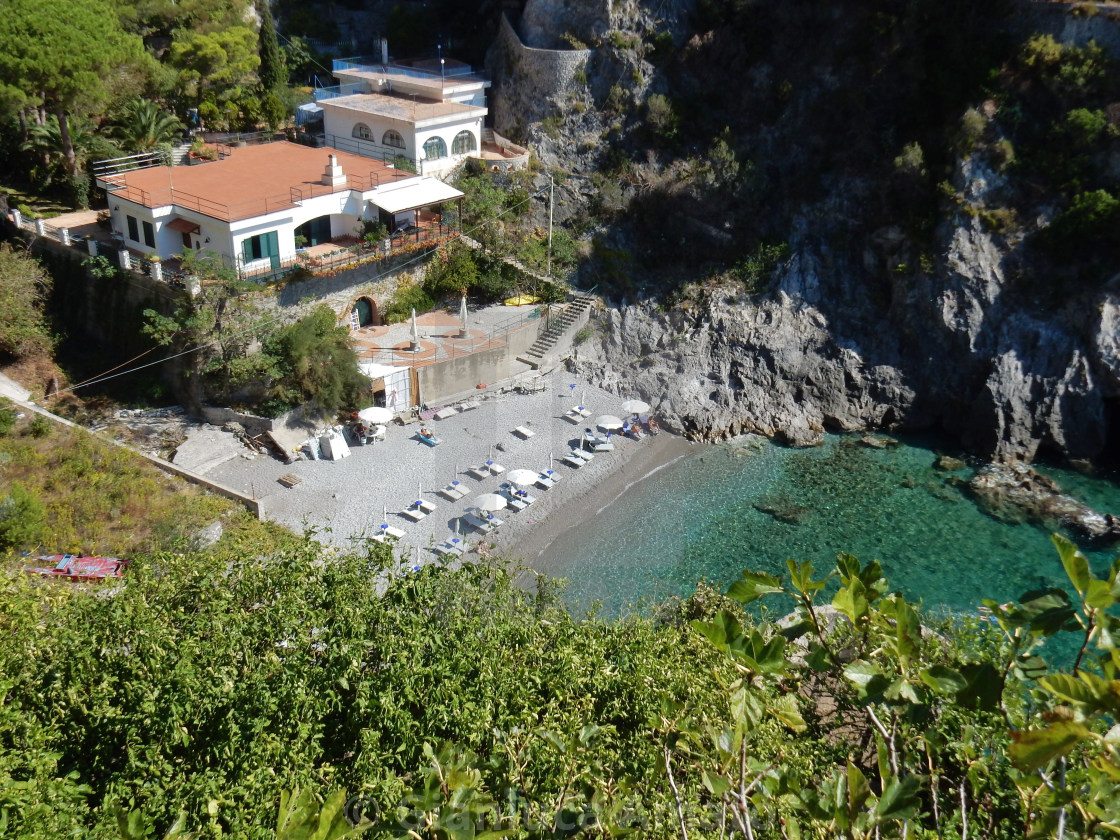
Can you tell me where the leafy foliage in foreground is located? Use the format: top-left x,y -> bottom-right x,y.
0,536 -> 1117,838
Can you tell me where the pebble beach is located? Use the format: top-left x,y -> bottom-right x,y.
205,367 -> 694,573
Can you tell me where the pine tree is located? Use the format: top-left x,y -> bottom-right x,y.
257,0 -> 284,91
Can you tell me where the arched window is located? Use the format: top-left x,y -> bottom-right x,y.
382,129 -> 405,149
452,130 -> 476,155
423,136 -> 447,160
352,123 -> 372,140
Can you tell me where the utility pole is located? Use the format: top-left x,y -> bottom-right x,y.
546,173 -> 554,280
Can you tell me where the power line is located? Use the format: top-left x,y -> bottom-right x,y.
54,183 -> 551,397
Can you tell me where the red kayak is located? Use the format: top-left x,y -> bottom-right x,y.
25,555 -> 128,582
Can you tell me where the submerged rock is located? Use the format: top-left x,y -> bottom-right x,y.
754,498 -> 814,525
934,455 -> 966,472
860,435 -> 898,450
969,463 -> 1120,542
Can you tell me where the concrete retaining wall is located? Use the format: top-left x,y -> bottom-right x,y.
417,315 -> 545,404
489,14 -> 593,139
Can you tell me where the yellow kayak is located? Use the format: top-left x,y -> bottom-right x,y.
503,294 -> 540,306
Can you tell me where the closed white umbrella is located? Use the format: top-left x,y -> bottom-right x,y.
506,468 -> 539,486
475,493 -> 508,512
459,295 -> 469,337
595,414 -> 623,430
621,399 -> 650,415
410,307 -> 420,349
359,406 -> 393,424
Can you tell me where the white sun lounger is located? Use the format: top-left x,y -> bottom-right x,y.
441,481 -> 469,500
400,507 -> 426,522
434,538 -> 466,557
513,425 -> 535,439
504,495 -> 529,512
571,448 -> 594,462
372,525 -> 406,542
561,453 -> 585,468
535,474 -> 555,489
564,407 -> 589,424
416,499 -> 437,513
485,460 -> 505,475
463,512 -> 502,532
467,465 -> 491,480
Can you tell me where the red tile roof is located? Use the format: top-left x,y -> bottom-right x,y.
103,141 -> 415,222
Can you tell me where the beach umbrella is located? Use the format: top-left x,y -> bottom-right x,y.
595,414 -> 623,430
459,295 -> 469,336
410,308 -> 419,348
621,399 -> 650,415
506,468 -> 538,486
359,406 -> 393,424
475,493 -> 507,512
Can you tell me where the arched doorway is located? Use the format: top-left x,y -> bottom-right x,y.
353,296 -> 379,327
295,215 -> 332,247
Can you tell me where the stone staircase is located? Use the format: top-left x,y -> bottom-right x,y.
169,142 -> 193,166
517,292 -> 596,368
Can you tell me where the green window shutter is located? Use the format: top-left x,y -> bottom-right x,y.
265,231 -> 279,257
242,237 -> 253,262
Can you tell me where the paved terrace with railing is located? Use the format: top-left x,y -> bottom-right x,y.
350,302 -> 574,370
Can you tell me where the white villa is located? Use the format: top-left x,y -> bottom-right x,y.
310,50 -> 523,176
92,140 -> 464,278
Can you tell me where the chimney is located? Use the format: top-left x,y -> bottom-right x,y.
380,37 -> 388,65
322,153 -> 346,187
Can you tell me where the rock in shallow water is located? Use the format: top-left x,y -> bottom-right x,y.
968,463 -> 1120,542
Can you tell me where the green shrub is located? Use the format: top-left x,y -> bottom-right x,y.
572,325 -> 592,345
735,241 -> 791,293
384,284 -> 435,323
1039,189 -> 1119,255
26,415 -> 52,439
0,483 -> 45,551
644,94 -> 679,140
0,404 -> 16,437
541,116 -> 563,139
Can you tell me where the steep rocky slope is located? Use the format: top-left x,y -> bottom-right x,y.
490,0 -> 1120,465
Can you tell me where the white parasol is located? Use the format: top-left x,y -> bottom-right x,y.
595,414 -> 624,430
621,399 -> 650,415
459,295 -> 469,337
506,468 -> 539,486
474,493 -> 508,512
358,406 -> 394,424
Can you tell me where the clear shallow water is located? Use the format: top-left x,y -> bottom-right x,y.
538,434 -> 1120,619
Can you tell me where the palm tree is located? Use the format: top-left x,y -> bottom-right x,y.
20,114 -> 116,189
111,99 -> 184,154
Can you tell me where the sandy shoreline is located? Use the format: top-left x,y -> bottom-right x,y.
495,432 -> 698,573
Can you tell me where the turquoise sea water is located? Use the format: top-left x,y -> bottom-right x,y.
537,434 -> 1120,619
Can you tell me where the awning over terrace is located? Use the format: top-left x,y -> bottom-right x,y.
370,178 -> 463,214
166,217 -> 201,234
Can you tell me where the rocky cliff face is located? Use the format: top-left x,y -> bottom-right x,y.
569,162 -> 1120,464
494,0 -> 1120,466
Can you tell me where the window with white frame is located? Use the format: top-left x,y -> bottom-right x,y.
452,131 -> 476,155
423,136 -> 447,160
352,123 -> 373,140
382,129 -> 404,148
